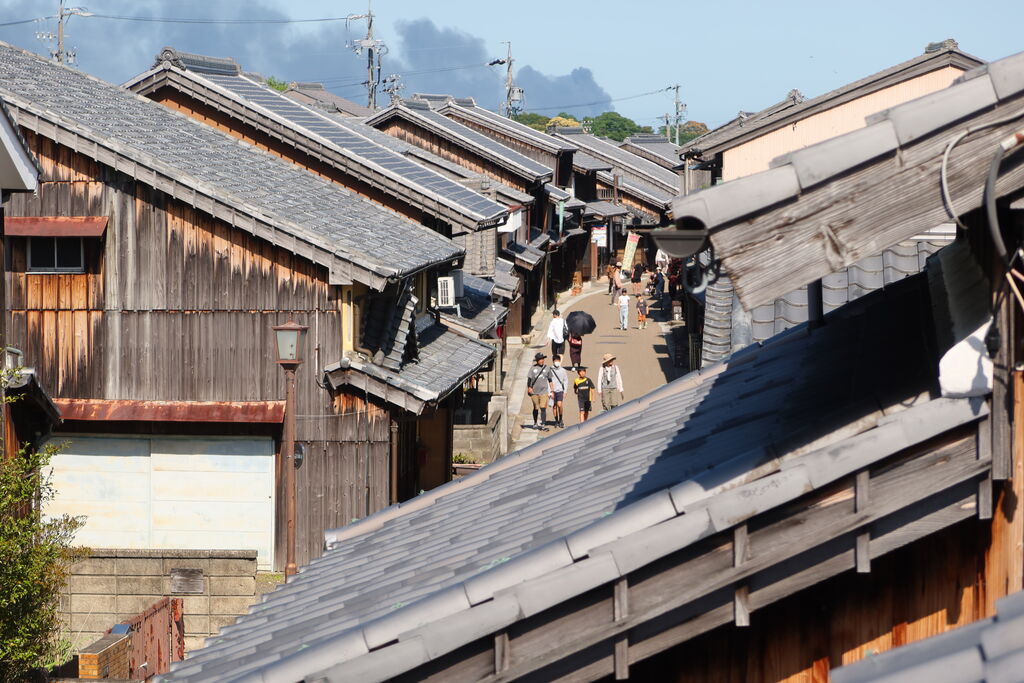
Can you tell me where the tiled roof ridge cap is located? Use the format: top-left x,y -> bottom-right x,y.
1,86 -> 402,278
294,394 -> 987,682
154,46 -> 240,75
322,361 -> 733,548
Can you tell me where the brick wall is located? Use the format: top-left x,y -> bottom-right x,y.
62,549 -> 259,652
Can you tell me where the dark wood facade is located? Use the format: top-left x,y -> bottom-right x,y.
3,130 -> 438,568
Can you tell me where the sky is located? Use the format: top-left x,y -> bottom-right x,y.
0,0 -> 1020,131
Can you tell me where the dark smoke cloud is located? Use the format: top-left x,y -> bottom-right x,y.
0,1 -> 612,116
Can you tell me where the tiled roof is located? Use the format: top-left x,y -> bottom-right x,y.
584,200 -> 630,218
162,245 -> 988,682
667,48 -> 1024,310
620,133 -> 682,168
0,97 -> 39,191
573,150 -> 613,172
124,51 -> 507,231
0,41 -> 461,287
434,98 -> 577,155
324,317 -> 494,410
366,101 -> 553,182
551,127 -> 680,197
438,275 -> 507,336
832,590 -> 1024,683
284,82 -> 375,117
492,258 -> 520,299
681,42 -> 983,156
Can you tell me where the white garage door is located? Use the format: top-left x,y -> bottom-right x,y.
44,435 -> 275,570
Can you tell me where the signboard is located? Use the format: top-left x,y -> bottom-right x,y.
622,232 -> 641,269
592,226 -> 607,248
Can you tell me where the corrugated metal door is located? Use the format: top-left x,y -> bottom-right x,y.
45,435 -> 275,569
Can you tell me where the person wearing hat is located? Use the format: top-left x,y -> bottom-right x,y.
573,366 -> 595,423
526,352 -> 553,430
596,353 -> 624,411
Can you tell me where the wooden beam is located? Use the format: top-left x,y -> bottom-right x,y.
494,631 -> 509,675
733,524 -> 750,626
613,578 -> 629,680
855,471 -> 871,573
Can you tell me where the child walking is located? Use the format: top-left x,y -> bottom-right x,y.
637,295 -> 648,329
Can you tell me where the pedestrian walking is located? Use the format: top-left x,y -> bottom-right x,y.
549,354 -> 570,428
546,309 -> 567,357
597,353 -> 624,411
654,267 -> 667,310
567,331 -> 583,369
610,261 -> 623,305
617,288 -> 630,330
573,366 -> 595,422
637,295 -> 648,329
631,262 -> 644,295
526,352 -> 553,431
605,262 -> 617,301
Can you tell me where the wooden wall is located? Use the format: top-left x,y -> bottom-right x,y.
4,131 -> 394,567
628,519 -> 992,682
443,113 -> 558,170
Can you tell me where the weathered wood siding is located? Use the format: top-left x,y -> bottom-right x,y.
4,131 -> 391,567
377,119 -> 534,194
595,177 -> 664,220
631,519 -> 992,682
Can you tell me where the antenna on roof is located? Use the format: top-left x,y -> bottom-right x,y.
381,74 -> 404,105
346,1 -> 387,110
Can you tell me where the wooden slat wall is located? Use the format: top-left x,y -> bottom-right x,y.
5,131 -> 394,568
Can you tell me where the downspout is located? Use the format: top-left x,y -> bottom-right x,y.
389,416 -> 399,505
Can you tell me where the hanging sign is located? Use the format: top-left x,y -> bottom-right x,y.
591,226 -> 607,248
622,232 -> 641,269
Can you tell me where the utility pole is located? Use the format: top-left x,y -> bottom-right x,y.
38,1 -> 92,65
672,84 -> 685,146
662,113 -> 672,141
497,41 -> 523,118
347,2 -> 387,110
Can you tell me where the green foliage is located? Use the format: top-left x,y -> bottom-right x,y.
452,452 -> 480,464
585,111 -> 650,142
0,432 -> 86,681
265,76 -> 289,92
658,120 -> 710,145
546,115 -> 580,129
512,112 -> 550,131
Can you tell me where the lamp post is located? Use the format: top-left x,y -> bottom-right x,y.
273,320 -> 308,580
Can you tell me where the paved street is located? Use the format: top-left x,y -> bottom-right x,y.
511,278 -> 682,449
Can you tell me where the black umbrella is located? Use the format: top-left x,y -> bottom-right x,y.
566,310 -> 597,336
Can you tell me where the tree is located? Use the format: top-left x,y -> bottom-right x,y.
512,112 -> 550,132
546,115 -> 580,130
585,112 -> 650,142
659,120 -> 710,145
0,413 -> 85,681
265,76 -> 289,92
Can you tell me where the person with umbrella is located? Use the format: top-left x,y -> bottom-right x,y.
565,310 -> 596,370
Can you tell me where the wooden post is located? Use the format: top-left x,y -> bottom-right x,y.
494,631 -> 510,674
855,470 -> 871,573
733,525 -> 750,626
613,578 -> 629,680
978,415 -> 993,520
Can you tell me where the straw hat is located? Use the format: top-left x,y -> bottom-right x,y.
602,353 -> 616,364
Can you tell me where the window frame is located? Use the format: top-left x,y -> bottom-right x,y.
26,236 -> 86,274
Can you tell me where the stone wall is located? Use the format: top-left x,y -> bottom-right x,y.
453,400 -> 506,464
62,549 -> 259,652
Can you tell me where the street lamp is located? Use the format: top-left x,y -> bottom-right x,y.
273,320 -> 308,580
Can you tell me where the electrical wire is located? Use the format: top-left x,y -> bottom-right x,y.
311,61 -> 492,87
83,13 -> 353,25
0,16 -> 53,27
523,87 -> 673,114
940,106 -> 1024,229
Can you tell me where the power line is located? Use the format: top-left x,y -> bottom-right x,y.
0,16 -> 52,27
82,13 -> 353,25
524,86 -> 672,114
310,61 -> 492,87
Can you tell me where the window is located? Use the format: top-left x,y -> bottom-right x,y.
28,236 -> 84,273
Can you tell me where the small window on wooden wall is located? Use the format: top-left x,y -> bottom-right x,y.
27,236 -> 85,273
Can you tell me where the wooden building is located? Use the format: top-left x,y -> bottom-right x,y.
675,41 -> 981,369
165,46 -> 1024,683
0,42 -> 494,570
366,98 -> 576,336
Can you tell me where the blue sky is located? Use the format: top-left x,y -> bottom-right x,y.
1,0 -> 1020,129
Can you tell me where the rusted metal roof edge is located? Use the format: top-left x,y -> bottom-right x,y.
53,398 -> 286,423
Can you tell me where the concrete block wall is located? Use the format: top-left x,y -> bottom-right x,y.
62,549 -> 259,652
453,406 -> 505,464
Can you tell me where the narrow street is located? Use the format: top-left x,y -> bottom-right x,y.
512,278 -> 683,448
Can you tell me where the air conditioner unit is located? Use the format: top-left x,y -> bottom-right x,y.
437,276 -> 455,308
